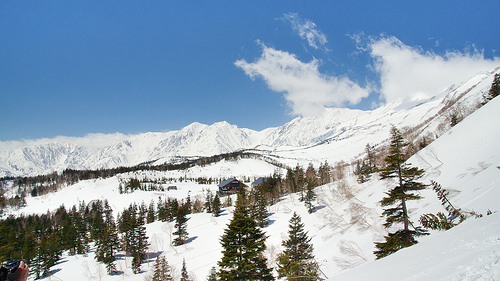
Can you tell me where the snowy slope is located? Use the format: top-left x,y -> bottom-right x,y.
328,81 -> 500,280
5,77 -> 500,280
332,212 -> 500,280
1,68 -> 498,177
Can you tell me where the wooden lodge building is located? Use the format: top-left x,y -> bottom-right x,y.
218,178 -> 245,195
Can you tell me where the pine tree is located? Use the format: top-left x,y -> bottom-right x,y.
147,199 -> 156,223
173,206 -> 189,246
419,181 -> 468,231
294,164 -> 305,198
180,258 -> 190,281
205,190 -> 214,213
365,143 -> 377,172
119,204 -> 149,274
72,203 -> 90,254
374,126 -> 428,259
185,193 -> 193,214
157,198 -> 168,222
277,212 -> 320,280
250,188 -> 268,227
152,255 -> 173,281
212,193 -> 222,217
166,198 -> 179,222
304,181 -> 316,213
484,72 -> 500,103
207,266 -> 218,281
95,200 -> 119,274
89,200 -> 106,243
318,161 -> 331,185
31,214 -> 63,279
132,213 -> 149,274
217,188 -> 274,280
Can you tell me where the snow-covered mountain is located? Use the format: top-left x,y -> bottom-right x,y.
4,67 -> 500,281
1,68 -> 498,177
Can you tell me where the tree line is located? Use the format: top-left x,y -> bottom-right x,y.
0,151 -> 281,211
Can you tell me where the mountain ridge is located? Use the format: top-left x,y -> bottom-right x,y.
1,68 -> 498,177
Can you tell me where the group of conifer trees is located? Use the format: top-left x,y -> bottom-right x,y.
0,125 -> 442,279
216,188 -> 321,281
0,200 -> 122,279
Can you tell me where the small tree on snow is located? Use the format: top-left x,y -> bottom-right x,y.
152,255 -> 173,281
277,212 -> 320,280
180,258 -> 191,281
173,206 -> 189,246
374,126 -> 428,259
304,181 -> 316,213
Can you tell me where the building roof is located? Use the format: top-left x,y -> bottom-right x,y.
251,177 -> 268,187
218,178 -> 236,188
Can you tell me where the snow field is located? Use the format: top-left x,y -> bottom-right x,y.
5,69 -> 500,280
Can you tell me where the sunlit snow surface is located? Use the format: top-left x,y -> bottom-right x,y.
3,70 -> 500,280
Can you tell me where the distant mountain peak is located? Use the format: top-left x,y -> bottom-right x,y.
1,70 -> 497,177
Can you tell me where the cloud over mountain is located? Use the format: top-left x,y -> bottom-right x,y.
234,43 -> 370,117
368,35 -> 500,103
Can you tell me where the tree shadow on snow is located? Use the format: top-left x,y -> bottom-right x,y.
187,236 -> 198,243
47,268 -> 62,276
265,219 -> 276,227
146,251 -> 164,262
54,259 -> 68,266
111,270 -> 124,276
310,205 -> 326,213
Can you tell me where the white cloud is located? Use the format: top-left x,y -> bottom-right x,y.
284,13 -> 328,51
368,36 -> 500,103
235,43 -> 370,117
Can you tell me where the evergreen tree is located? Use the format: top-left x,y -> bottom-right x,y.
250,188 -> 268,227
419,181 -> 468,231
318,161 -> 331,185
157,198 -> 168,222
72,204 -> 90,254
354,159 -> 371,183
152,255 -> 173,281
166,198 -> 179,222
484,73 -> 500,102
304,180 -> 316,213
294,164 -> 305,198
132,212 -> 149,274
147,199 -> 156,223
205,190 -> 214,213
374,126 -> 428,259
31,215 -> 63,279
119,204 -> 149,274
207,266 -> 218,281
89,200 -> 106,243
180,258 -> 190,281
212,193 -> 222,217
95,200 -> 119,274
173,206 -> 189,246
277,212 -> 320,280
137,201 -> 148,225
217,188 -> 274,280
365,143 -> 377,172
185,193 -> 193,214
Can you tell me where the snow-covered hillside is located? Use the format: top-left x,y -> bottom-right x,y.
331,86 -> 500,281
1,68 -> 498,177
4,70 -> 500,280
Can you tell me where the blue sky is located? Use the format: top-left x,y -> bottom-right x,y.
1,1 -> 499,141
